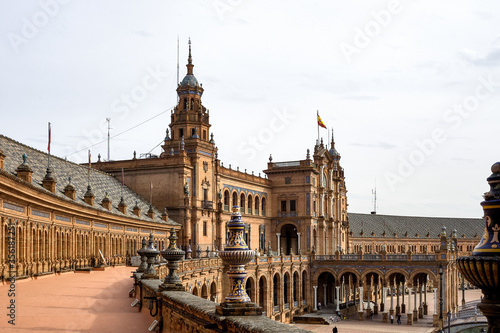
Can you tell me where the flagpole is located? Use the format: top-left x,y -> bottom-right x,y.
121,168 -> 124,199
47,122 -> 51,169
150,181 -> 153,205
317,110 -> 319,143
88,150 -> 91,186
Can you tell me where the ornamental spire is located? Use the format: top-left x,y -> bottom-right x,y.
331,127 -> 335,148
187,38 -> 194,75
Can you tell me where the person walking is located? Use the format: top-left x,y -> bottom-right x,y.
332,326 -> 338,333
397,314 -> 401,325
390,314 -> 394,324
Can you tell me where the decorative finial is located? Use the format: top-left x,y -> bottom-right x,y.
306,149 -> 310,159
22,153 -> 28,164
269,154 -> 273,162
98,154 -> 101,162
187,38 -> 194,75
165,128 -> 170,141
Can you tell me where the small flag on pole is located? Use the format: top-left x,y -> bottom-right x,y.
87,150 -> 91,185
150,181 -> 153,204
47,122 -> 51,153
317,113 -> 327,129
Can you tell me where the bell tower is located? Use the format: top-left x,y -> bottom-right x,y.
162,38 -> 212,155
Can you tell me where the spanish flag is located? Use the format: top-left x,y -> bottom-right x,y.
317,113 -> 327,129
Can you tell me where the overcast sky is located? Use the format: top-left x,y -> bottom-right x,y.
1,0 -> 498,218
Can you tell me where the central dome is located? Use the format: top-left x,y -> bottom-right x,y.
180,74 -> 199,87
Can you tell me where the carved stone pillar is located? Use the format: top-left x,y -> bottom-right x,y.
313,285 -> 318,311
297,232 -> 301,254
276,233 -> 281,256
336,286 -> 340,311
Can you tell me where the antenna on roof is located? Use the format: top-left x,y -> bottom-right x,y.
176,36 -> 179,87
371,183 -> 377,215
106,118 -> 111,161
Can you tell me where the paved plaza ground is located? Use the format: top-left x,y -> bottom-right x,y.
0,266 -> 484,332
291,289 -> 484,333
0,266 -> 151,332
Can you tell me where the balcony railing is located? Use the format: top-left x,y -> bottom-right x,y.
202,200 -> 213,210
412,254 -> 435,261
274,161 -> 301,168
364,254 -> 382,260
387,254 -> 408,261
284,303 -> 290,310
340,254 -> 359,260
315,255 -> 336,260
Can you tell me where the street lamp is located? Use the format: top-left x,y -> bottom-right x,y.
447,310 -> 451,333
461,275 -> 466,305
439,265 -> 444,326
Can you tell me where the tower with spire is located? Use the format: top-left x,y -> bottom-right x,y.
162,38 -> 212,152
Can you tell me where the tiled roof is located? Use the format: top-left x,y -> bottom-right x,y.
0,135 -> 179,226
348,212 -> 483,239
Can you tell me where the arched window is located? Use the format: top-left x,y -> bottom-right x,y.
284,273 -> 289,305
232,192 -> 238,208
254,196 -> 260,215
240,193 -> 246,214
273,274 -> 280,306
183,98 -> 187,110
190,98 -> 194,110
224,190 -> 229,211
261,197 -> 266,216
247,195 -> 253,215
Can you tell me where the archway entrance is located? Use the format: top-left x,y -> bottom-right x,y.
317,271 -> 336,307
280,224 -> 298,255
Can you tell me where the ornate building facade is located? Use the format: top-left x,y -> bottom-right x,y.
95,43 -> 483,325
0,136 -> 179,280
0,42 -> 485,328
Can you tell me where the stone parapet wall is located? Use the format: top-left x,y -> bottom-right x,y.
139,278 -> 311,333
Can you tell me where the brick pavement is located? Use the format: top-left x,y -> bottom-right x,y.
0,267 -> 151,332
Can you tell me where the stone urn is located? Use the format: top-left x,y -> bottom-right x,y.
457,162 -> 500,332
159,228 -> 185,291
136,237 -> 148,273
141,233 -> 160,279
216,206 -> 262,315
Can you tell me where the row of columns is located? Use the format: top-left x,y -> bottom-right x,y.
312,283 -> 440,326
0,218 -> 165,279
